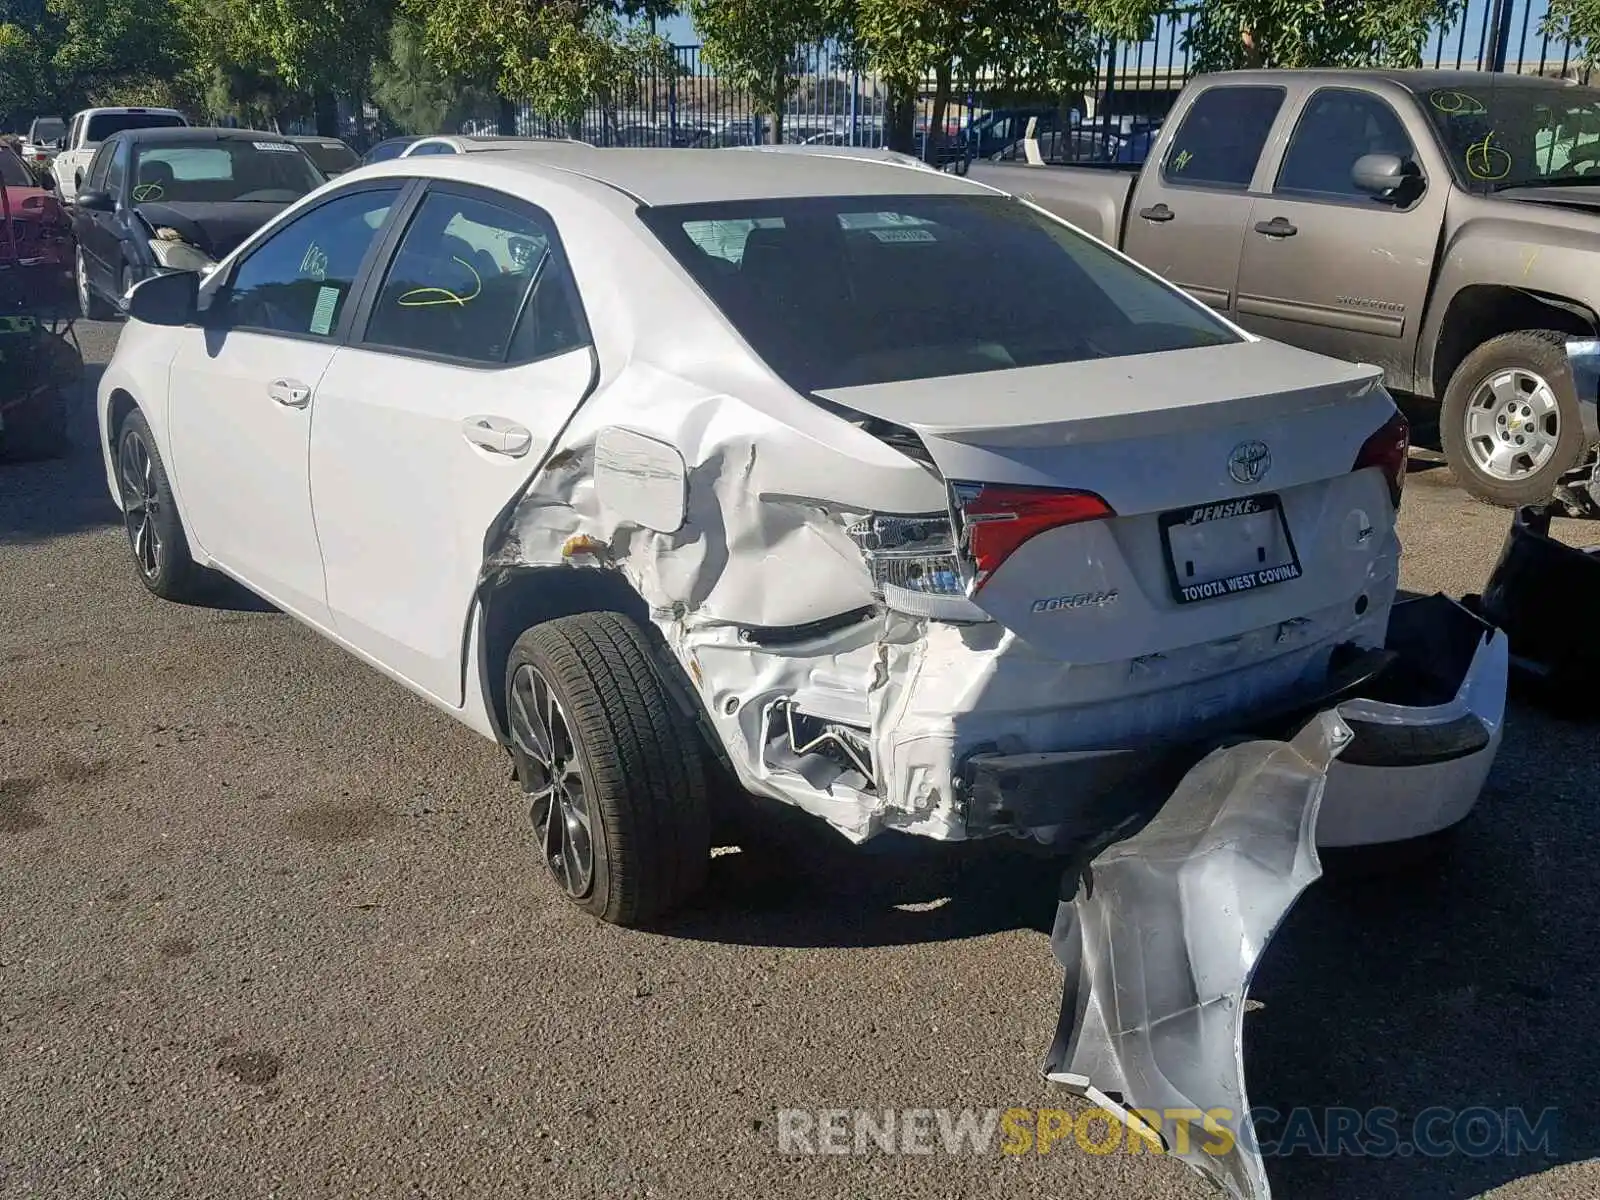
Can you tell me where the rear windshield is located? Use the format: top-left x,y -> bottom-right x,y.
84,112 -> 186,143
0,148 -> 31,188
299,140 -> 359,173
29,118 -> 66,143
131,141 -> 324,204
638,193 -> 1238,393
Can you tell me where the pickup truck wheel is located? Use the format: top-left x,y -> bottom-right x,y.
505,612 -> 711,927
1441,330 -> 1587,506
114,409 -> 206,601
76,248 -> 113,321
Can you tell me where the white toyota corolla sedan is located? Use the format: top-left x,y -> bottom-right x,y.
97,146 -> 1506,928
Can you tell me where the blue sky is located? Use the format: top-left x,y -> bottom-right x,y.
652,0 -> 1574,70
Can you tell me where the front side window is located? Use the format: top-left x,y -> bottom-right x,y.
1161,86 -> 1285,190
364,190 -> 585,364
640,193 -> 1239,394
1276,90 -> 1416,199
131,141 -> 323,205
221,187 -> 399,337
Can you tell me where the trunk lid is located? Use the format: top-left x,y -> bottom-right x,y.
817,339 -> 1398,663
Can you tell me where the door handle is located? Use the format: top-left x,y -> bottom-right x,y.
1253,217 -> 1298,238
462,415 -> 534,458
267,378 -> 312,408
1138,203 -> 1175,222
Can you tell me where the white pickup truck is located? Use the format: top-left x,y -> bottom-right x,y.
50,107 -> 188,203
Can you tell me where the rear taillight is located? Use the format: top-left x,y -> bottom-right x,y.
846,512 -> 977,620
952,482 -> 1115,590
1353,410 -> 1409,507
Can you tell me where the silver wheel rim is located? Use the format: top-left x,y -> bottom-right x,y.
1463,367 -> 1561,481
118,429 -> 163,580
507,664 -> 595,900
76,249 -> 89,312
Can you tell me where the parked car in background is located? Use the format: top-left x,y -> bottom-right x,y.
970,69 -> 1600,505
51,106 -> 189,203
288,135 -> 361,177
361,136 -> 421,165
991,127 -> 1119,164
19,116 -> 67,172
0,142 -> 72,275
401,134 -> 592,157
70,127 -> 325,319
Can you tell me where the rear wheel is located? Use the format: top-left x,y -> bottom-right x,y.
1441,329 -> 1588,507
505,612 -> 711,927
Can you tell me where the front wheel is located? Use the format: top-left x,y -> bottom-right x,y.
115,409 -> 206,601
504,612 -> 711,927
1441,329 -> 1589,507
76,248 -> 113,321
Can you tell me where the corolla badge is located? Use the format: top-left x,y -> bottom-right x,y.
1228,440 -> 1272,485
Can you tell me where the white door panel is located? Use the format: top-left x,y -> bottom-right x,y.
310,346 -> 594,703
167,330 -> 335,623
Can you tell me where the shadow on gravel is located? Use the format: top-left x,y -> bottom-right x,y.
0,355 -> 123,545
668,693 -> 1597,1200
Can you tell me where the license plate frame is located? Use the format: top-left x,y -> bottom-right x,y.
1159,492 -> 1303,606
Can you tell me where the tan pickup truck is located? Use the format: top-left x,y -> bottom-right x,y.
969,69 -> 1600,506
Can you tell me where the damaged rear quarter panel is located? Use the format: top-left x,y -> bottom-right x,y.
475,174 -> 948,826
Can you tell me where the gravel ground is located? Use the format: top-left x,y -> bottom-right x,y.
1,316 -> 1596,1200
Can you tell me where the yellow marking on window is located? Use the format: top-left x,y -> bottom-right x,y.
1465,133 -> 1511,181
397,256 -> 482,307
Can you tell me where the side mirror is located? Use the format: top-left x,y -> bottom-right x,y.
127,270 -> 197,327
1352,153 -> 1419,195
74,189 -> 113,212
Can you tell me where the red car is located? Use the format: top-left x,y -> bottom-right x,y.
0,145 -> 72,274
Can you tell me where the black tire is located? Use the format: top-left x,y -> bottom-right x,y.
114,409 -> 206,602
505,612 -> 711,926
75,247 -> 113,321
1441,329 -> 1589,507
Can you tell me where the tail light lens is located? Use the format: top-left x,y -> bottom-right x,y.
846,512 -> 978,620
952,482 -> 1115,590
1353,410 -> 1409,507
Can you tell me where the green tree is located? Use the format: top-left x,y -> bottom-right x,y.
372,14 -> 494,134
690,0 -> 838,142
1086,0 -> 1464,72
1542,0 -> 1600,71
405,0 -> 677,139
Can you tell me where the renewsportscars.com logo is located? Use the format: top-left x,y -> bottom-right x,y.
774,1106 -> 1559,1159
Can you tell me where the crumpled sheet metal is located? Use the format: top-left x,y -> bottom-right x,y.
1044,709 -> 1353,1200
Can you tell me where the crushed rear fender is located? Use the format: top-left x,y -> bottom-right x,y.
1044,709 -> 1353,1200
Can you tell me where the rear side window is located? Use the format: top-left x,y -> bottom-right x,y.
84,112 -> 186,142
1161,86 -> 1285,190
222,187 -> 400,337
364,190 -> 586,364
640,193 -> 1239,394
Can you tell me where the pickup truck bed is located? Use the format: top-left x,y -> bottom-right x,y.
965,67 -> 1600,508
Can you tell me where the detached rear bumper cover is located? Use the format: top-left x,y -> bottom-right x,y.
964,595 -> 1505,848
1045,711 -> 1353,1200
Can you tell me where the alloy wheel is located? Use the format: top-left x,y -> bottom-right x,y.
118,429 -> 163,580
1463,367 -> 1561,482
507,663 -> 596,899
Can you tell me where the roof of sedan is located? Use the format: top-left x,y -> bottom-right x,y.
1201,67 -> 1591,91
484,146 -> 984,205
107,127 -> 295,144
